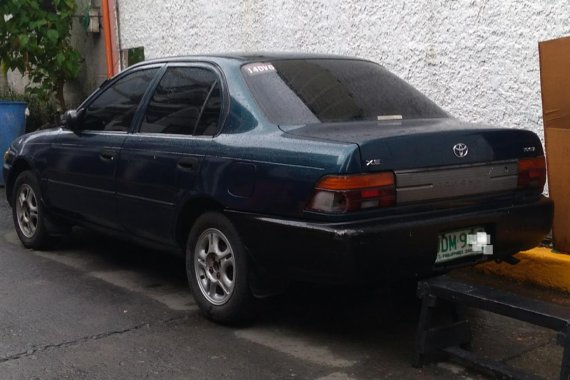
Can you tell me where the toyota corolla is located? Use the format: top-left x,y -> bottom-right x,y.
3,54 -> 553,323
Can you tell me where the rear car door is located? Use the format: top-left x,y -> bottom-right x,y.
116,63 -> 224,244
46,67 -> 160,229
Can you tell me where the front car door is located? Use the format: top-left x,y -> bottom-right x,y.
45,67 -> 161,229
116,63 -> 224,244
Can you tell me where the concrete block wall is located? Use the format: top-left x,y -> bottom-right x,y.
118,0 -> 569,143
67,0 -> 108,108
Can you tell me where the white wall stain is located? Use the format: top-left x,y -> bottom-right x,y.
117,0 -> 570,142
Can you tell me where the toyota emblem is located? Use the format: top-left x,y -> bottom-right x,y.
453,143 -> 468,158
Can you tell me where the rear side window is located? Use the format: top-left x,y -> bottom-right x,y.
139,67 -> 221,136
242,59 -> 447,125
82,68 -> 158,132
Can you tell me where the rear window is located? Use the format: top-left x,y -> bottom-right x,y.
242,59 -> 447,125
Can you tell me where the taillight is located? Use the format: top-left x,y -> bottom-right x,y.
517,156 -> 546,190
307,172 -> 396,213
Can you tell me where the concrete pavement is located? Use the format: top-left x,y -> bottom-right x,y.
0,188 -> 564,379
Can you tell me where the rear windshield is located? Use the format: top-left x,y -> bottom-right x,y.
242,59 -> 447,125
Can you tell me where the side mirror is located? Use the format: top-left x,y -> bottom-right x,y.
60,109 -> 81,131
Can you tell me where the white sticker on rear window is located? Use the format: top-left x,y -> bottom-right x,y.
377,115 -> 403,121
243,62 -> 276,76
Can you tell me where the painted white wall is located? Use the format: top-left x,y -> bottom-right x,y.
118,0 -> 569,143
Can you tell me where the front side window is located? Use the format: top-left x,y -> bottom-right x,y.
140,67 -> 221,136
82,68 -> 159,132
242,59 -> 448,125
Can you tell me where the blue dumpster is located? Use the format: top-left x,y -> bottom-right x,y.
0,101 -> 27,186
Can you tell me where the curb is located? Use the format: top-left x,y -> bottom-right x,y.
477,247 -> 570,293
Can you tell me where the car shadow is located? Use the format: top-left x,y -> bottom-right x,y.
55,226 -> 423,354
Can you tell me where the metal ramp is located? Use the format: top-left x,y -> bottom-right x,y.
414,275 -> 570,380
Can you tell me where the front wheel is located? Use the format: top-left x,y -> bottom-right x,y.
12,171 -> 59,249
186,212 -> 254,324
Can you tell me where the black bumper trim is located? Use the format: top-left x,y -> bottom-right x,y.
227,196 -> 553,283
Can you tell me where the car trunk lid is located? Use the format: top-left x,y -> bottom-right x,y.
280,118 -> 542,170
281,118 -> 544,203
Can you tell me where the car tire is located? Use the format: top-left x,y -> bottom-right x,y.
12,171 -> 60,249
186,211 -> 254,324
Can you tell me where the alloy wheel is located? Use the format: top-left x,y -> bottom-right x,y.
194,228 -> 236,305
15,184 -> 39,238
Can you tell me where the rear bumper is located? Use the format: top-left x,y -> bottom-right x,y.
228,196 -> 553,283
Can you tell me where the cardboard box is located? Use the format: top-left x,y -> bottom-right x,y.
539,36 -> 570,252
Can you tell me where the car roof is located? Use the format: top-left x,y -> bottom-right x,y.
132,52 -> 371,68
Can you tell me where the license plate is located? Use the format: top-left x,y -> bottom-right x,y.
435,226 -> 487,264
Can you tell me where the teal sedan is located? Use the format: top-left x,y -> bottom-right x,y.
3,54 -> 553,323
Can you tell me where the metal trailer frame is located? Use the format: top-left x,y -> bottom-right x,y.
414,275 -> 570,380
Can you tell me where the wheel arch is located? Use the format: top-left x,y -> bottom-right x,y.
6,158 -> 33,206
174,196 -> 225,249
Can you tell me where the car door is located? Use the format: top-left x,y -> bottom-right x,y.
116,64 -> 224,243
46,66 -> 161,229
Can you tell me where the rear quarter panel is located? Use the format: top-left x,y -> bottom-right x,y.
200,60 -> 361,218
202,132 -> 361,217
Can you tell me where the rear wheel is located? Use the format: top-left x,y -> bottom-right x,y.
12,171 -> 60,249
186,212 -> 254,324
